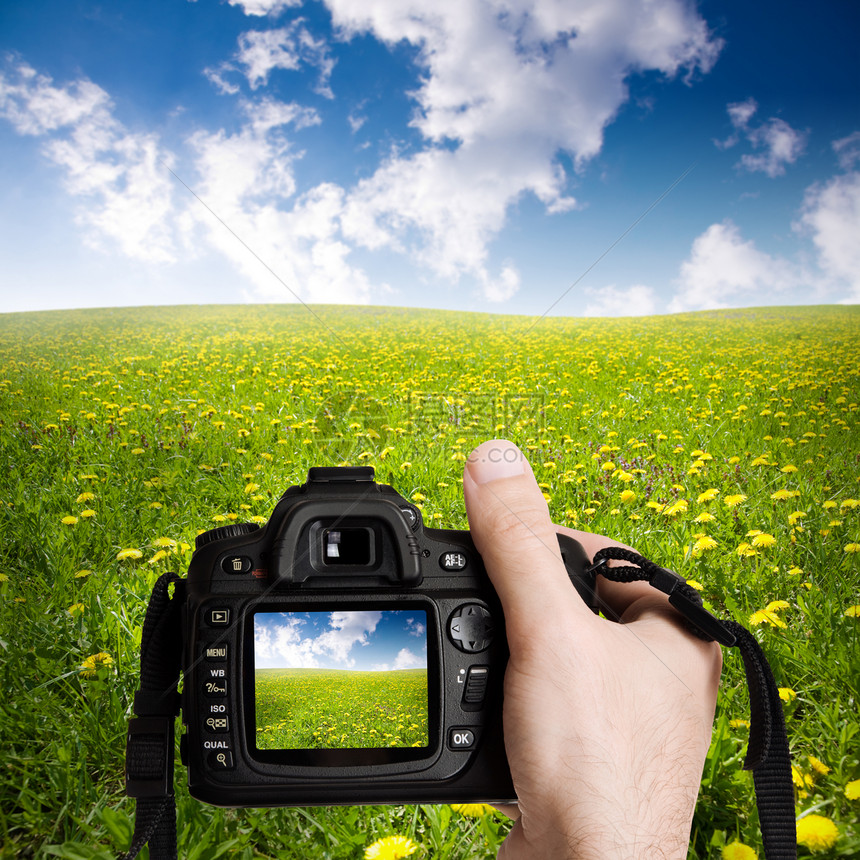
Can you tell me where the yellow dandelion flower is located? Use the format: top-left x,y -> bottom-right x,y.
80,509 -> 96,518
737,542 -> 758,557
749,609 -> 787,628
844,543 -> 860,554
80,651 -> 113,678
845,779 -> 860,800
781,464 -> 798,473
840,498 -> 860,510
808,756 -> 830,776
61,515 -> 79,525
788,511 -> 806,525
724,494 -> 747,507
765,600 -> 790,612
792,766 -> 815,790
74,569 -> 92,578
694,511 -> 716,523
770,489 -> 796,501
663,499 -> 688,517
619,489 -> 637,503
697,488 -> 720,503
153,537 -> 177,548
845,605 -> 860,617
76,492 -> 95,503
692,535 -> 718,555
451,803 -> 494,817
778,687 -> 796,702
68,603 -> 85,616
722,842 -> 757,860
686,579 -> 704,591
795,814 -> 839,851
364,835 -> 418,860
751,533 -> 776,548
116,548 -> 143,560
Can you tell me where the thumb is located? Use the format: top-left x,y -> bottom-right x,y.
463,440 -> 588,645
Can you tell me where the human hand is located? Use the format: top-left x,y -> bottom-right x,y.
463,440 -> 722,860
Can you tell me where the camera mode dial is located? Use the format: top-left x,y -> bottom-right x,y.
195,522 -> 260,550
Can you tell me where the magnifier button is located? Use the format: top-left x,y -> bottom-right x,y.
208,750 -> 234,770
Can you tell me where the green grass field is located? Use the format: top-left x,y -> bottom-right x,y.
0,303 -> 858,858
255,668 -> 428,750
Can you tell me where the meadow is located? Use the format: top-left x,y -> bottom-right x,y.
0,303 -> 857,859
255,668 -> 428,750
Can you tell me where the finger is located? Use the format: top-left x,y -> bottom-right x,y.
489,802 -> 520,820
463,440 -> 593,644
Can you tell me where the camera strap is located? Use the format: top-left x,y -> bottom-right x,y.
120,555 -> 796,860
122,571 -> 186,860
590,546 -> 797,860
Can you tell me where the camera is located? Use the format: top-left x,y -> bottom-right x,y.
179,466 -> 597,807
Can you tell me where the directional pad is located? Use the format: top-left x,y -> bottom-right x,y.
447,604 -> 494,653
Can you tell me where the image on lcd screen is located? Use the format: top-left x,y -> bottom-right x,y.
254,610 -> 429,751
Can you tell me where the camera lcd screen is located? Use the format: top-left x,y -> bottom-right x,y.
253,610 -> 429,751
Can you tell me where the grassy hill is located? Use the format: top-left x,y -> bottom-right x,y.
1,304 -> 858,858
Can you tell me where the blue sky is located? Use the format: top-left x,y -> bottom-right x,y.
254,609 -> 427,672
1,0 -> 858,316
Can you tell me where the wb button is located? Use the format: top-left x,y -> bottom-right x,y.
448,728 -> 476,750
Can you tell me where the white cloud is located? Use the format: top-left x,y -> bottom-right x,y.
833,131 -> 860,171
227,0 -> 302,16
669,220 -> 802,313
373,648 -> 426,672
327,0 -> 723,301
209,21 -> 335,97
310,610 -> 382,666
0,61 -> 178,263
583,284 -> 658,317
256,611 -> 384,669
2,0 -> 726,307
187,100 -> 376,304
255,615 -> 321,669
719,97 -> 807,177
797,169 -> 860,303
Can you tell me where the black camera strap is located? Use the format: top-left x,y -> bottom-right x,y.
122,571 -> 186,860
590,547 -> 797,860
121,555 -> 796,860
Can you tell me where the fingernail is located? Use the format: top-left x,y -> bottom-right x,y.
466,441 -> 526,484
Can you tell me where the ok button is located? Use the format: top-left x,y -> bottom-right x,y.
448,727 -> 476,749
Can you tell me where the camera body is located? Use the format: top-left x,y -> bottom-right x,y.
180,467 -> 596,807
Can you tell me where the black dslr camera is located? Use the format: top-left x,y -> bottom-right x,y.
180,467 -> 597,807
